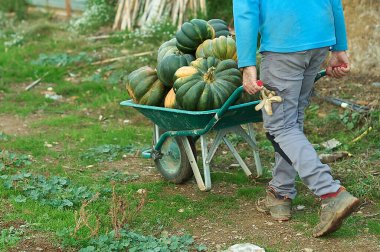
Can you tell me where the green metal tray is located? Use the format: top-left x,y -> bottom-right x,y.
120,100 -> 263,131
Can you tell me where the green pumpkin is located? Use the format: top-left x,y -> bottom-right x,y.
157,53 -> 195,88
157,38 -> 181,63
208,19 -> 230,37
176,19 -> 215,54
196,36 -> 237,61
173,57 -> 242,111
126,66 -> 167,106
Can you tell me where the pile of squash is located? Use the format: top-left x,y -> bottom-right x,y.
126,18 -> 258,111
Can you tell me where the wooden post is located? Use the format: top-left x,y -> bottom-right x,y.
65,0 -> 72,18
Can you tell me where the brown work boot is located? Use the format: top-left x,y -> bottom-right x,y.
256,189 -> 292,221
313,188 -> 360,237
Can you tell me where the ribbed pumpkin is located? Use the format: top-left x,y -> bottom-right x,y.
157,38 -> 181,63
196,36 -> 237,61
164,88 -> 177,108
176,19 -> 215,54
208,19 -> 230,37
126,66 -> 167,106
157,53 -> 195,88
173,57 -> 242,111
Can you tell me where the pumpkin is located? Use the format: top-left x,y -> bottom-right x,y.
176,19 -> 215,54
196,36 -> 237,61
126,66 -> 167,106
208,19 -> 230,37
164,88 -> 177,108
157,53 -> 195,88
173,57 -> 242,111
157,38 -> 181,63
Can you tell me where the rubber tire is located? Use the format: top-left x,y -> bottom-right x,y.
153,127 -> 196,184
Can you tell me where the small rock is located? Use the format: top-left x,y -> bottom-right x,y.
123,119 -> 130,124
35,247 -> 43,251
222,151 -> 228,155
296,205 -> 306,211
44,142 -> 53,148
371,82 -> 380,88
137,189 -> 146,194
229,164 -> 240,169
264,221 -> 274,226
302,248 -> 313,252
178,208 -> 184,213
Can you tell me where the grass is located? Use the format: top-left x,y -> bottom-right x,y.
0,13 -> 379,251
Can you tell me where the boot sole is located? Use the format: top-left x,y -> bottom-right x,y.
313,197 -> 360,238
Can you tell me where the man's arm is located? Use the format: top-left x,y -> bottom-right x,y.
331,0 -> 348,51
233,0 -> 260,68
328,0 -> 350,78
233,0 -> 262,94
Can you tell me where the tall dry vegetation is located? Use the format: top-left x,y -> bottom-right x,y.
343,0 -> 379,77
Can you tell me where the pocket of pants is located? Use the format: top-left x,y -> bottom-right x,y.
262,89 -> 285,133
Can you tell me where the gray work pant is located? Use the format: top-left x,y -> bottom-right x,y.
260,48 -> 341,199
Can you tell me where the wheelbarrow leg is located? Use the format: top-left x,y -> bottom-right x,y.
181,137 -> 207,191
223,137 -> 252,177
200,135 -> 212,190
247,124 -> 263,176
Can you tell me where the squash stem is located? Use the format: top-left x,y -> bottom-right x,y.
204,67 -> 216,83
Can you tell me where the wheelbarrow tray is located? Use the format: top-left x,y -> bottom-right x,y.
120,100 -> 263,131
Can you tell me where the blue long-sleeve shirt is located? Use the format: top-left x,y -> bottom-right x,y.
233,0 -> 348,68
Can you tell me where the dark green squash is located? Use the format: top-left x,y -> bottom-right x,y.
173,57 -> 242,111
157,38 -> 181,63
208,19 -> 230,37
157,53 -> 195,88
126,66 -> 167,106
176,19 -> 215,54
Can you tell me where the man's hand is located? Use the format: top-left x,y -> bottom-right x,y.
242,66 -> 263,95
327,51 -> 350,78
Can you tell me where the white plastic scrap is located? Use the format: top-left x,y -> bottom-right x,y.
226,243 -> 265,252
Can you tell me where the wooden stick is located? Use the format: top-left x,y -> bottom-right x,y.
113,0 -> 125,30
121,0 -> 130,30
25,78 -> 42,91
65,0 -> 72,18
91,51 -> 153,66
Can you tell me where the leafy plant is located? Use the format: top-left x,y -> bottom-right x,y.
79,228 -> 205,252
0,226 -> 24,250
81,144 -> 135,163
340,110 -> 363,130
0,0 -> 27,19
0,132 -> 9,141
104,170 -> 139,183
0,172 -> 97,209
70,0 -> 117,33
0,150 -> 31,171
31,52 -> 93,67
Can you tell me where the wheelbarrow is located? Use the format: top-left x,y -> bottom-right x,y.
121,85 -> 263,191
120,70 -> 328,191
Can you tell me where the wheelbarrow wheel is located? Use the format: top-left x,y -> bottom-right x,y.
153,128 -> 196,184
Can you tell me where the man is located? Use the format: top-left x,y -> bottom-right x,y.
233,0 -> 360,237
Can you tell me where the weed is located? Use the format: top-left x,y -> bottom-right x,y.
31,52 -> 94,67
110,183 -> 146,238
79,228 -> 205,252
104,170 -> 139,183
0,150 -> 31,171
0,172 -> 97,209
81,144 -> 136,163
340,110 -> 364,130
0,132 -> 9,141
73,193 -> 101,239
0,226 -> 24,250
